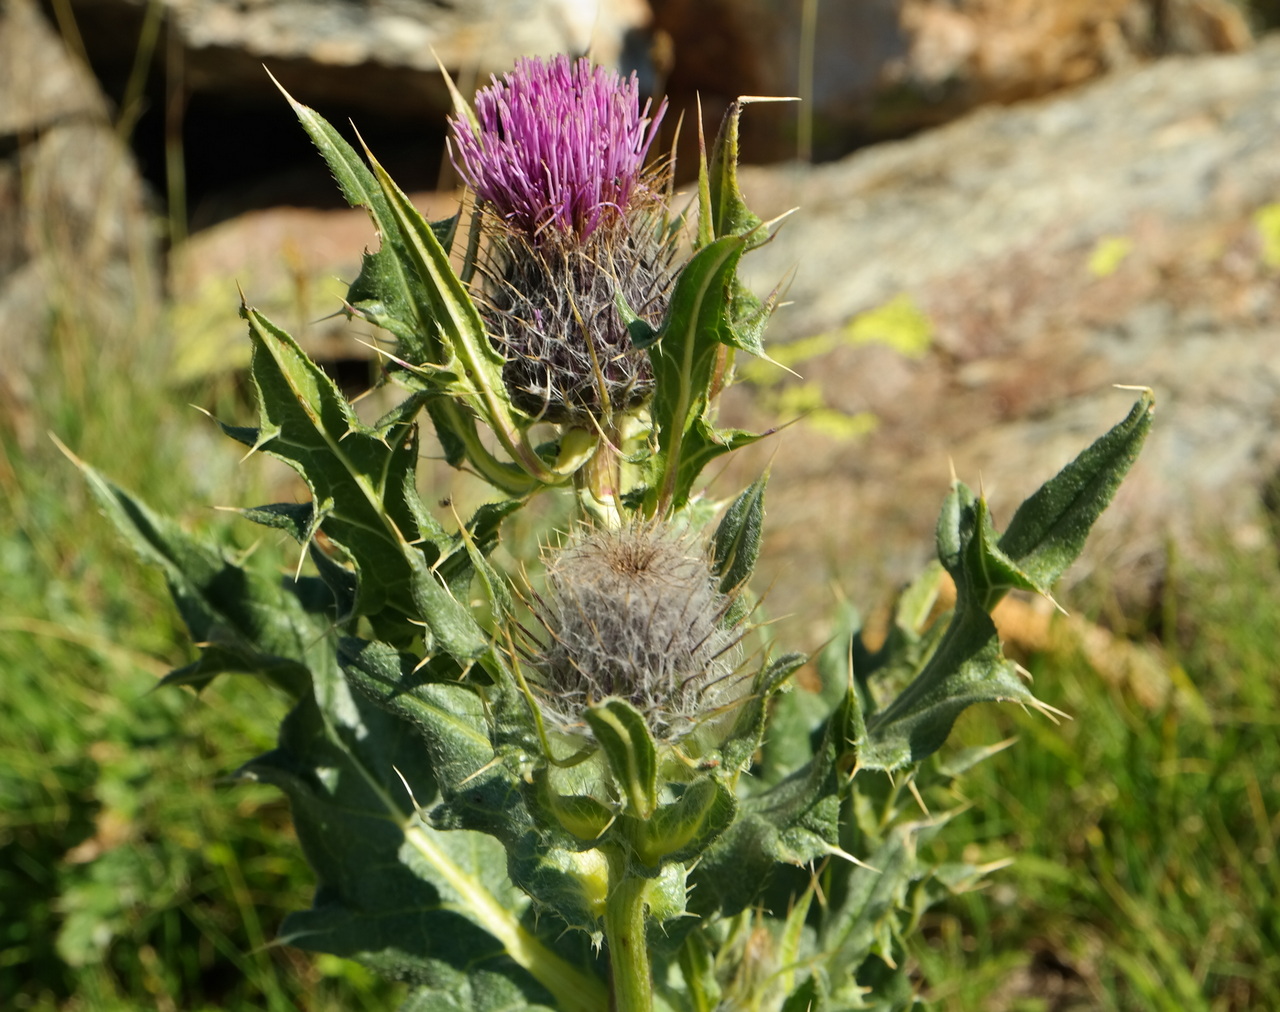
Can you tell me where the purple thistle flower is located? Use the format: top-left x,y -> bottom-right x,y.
448,55 -> 675,429
449,55 -> 667,241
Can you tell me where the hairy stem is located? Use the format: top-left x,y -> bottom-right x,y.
604,850 -> 653,1012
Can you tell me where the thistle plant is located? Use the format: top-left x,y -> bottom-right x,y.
78,55 -> 1152,1012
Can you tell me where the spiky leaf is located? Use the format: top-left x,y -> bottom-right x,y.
241,638 -> 606,1012
712,475 -> 768,595
647,236 -> 766,512
998,390 -> 1154,590
861,394 -> 1153,769
228,305 -> 510,657
77,463 -> 316,697
277,77 -> 451,365
278,83 -> 542,494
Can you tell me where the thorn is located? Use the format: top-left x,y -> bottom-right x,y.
807,862 -> 828,908
1030,695 -> 1072,723
350,120 -> 374,161
263,65 -> 294,105
1042,589 -> 1069,616
392,765 -> 427,816
48,431 -> 81,466
458,755 -> 505,787
977,857 -> 1016,876
907,778 -> 931,817
821,842 -> 880,873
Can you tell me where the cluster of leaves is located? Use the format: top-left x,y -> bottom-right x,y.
78,76 -> 1150,1011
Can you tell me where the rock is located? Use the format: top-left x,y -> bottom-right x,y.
650,0 -> 1254,162
0,0 -> 161,446
720,36 -> 1280,638
64,0 -> 653,118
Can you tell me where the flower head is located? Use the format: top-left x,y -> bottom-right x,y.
448,56 -> 675,428
525,523 -> 748,743
449,55 -> 667,241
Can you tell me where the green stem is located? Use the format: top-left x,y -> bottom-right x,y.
604,851 -> 653,1012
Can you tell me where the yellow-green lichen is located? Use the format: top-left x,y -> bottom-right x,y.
1255,203 -> 1280,270
740,292 -> 933,386
1087,235 -> 1133,278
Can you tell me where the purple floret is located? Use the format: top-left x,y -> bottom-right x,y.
449,54 -> 667,241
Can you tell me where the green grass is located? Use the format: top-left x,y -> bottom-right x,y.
915,543 -> 1280,1011
0,277 -> 403,1009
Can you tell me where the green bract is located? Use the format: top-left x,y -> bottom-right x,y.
79,59 -> 1151,1012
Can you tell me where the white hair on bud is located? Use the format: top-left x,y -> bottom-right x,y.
528,522 -> 747,742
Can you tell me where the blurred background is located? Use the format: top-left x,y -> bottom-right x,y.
3,0 -> 1279,1008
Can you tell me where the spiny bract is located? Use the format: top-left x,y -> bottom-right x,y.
527,523 -> 747,742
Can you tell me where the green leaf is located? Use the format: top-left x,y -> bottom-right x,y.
242,631 -> 606,1012
712,475 -> 768,595
634,776 -> 737,868
277,82 -> 542,494
276,77 -> 447,366
696,98 -> 788,359
75,462 -> 316,697
719,652 -> 808,777
820,816 -> 951,984
584,699 -> 659,819
704,100 -> 765,246
859,523 -> 1036,770
397,967 -> 557,1012
998,389 -> 1154,591
860,394 -> 1153,769
230,307 -> 427,633
759,605 -> 862,788
339,639 -> 619,934
647,236 -> 765,512
690,680 -> 856,918
338,639 -> 497,793
237,501 -> 321,544
231,305 -> 505,659
362,151 -> 498,382
362,147 -> 559,489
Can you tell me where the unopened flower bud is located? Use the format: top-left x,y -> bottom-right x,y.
527,523 -> 747,743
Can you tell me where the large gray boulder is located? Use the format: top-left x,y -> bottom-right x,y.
651,0 -> 1254,161
725,34 -> 1280,633
0,0 -> 161,446
63,0 -> 652,117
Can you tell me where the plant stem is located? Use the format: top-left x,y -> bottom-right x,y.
604,851 -> 653,1012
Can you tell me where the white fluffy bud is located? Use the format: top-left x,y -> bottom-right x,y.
528,523 -> 746,742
